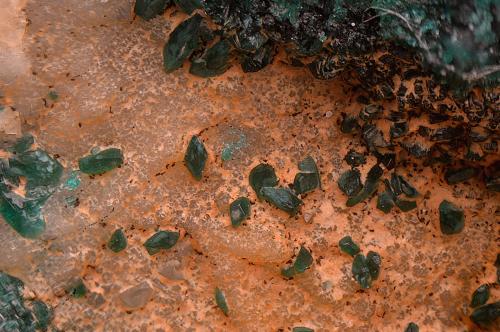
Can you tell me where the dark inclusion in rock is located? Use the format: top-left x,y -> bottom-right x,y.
173,0 -> 201,14
163,14 -> 203,73
366,251 -> 381,280
143,230 -> 179,255
108,229 -> 127,253
444,167 -> 478,185
470,302 -> 500,327
249,163 -> 278,198
190,39 -> 232,77
339,236 -> 360,257
390,173 -> 418,198
0,272 -> 54,332
214,287 -> 229,316
340,115 -> 360,134
346,165 -> 383,207
337,169 -> 362,197
293,156 -> 321,194
404,322 -> 419,332
470,284 -> 490,308
78,148 -> 123,175
292,327 -> 314,332
351,254 -> 371,289
359,104 -> 383,121
439,200 -> 464,235
184,135 -> 207,180
240,43 -> 276,73
260,187 -> 302,216
134,0 -> 171,20
229,197 -> 251,227
282,246 -> 313,279
68,279 -> 87,298
344,149 -> 366,167
376,190 -> 394,213
8,134 -> 34,154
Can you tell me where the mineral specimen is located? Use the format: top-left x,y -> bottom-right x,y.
229,197 -> 251,227
249,163 -> 278,198
338,236 -> 360,257
215,287 -> 229,316
68,279 -> 87,298
470,301 -> 500,327
260,187 -> 302,216
134,0 -> 171,20
143,230 -> 180,255
78,148 -> 123,175
108,229 -> 127,253
470,284 -> 490,308
404,322 -> 419,332
439,200 -> 465,235
190,39 -> 232,77
293,156 -> 321,194
352,254 -> 372,289
346,165 -> 383,207
282,246 -> 313,279
337,169 -> 362,197
366,251 -> 381,280
184,135 -> 207,180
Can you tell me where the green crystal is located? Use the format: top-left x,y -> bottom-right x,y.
0,195 -> 46,238
9,134 -> 34,154
444,167 -> 478,185
144,230 -> 179,255
163,14 -> 203,73
366,251 -> 381,280
249,163 -> 278,198
390,173 -> 418,198
439,200 -> 464,235
260,187 -> 302,216
470,284 -> 490,308
338,169 -> 362,197
281,246 -> 313,278
346,165 -> 382,207
189,39 -> 232,77
293,328 -> 314,332
338,236 -> 360,256
0,272 -> 36,331
32,300 -> 53,331
78,148 -> 123,175
376,191 -> 394,213
47,90 -> 58,101
404,322 -> 419,332
215,287 -> 229,316
470,302 -> 500,327
108,229 -> 127,253
293,156 -> 321,194
9,149 -> 63,189
134,0 -> 171,20
64,171 -> 81,190
229,197 -> 251,227
352,254 -> 372,289
395,198 -> 417,212
69,279 -> 87,298
173,0 -> 201,14
184,135 -> 207,180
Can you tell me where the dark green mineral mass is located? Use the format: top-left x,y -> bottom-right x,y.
184,135 -> 207,180
439,200 -> 465,235
144,230 -> 180,255
78,148 -> 123,175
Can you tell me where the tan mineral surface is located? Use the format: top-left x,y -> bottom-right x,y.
0,1 -> 499,331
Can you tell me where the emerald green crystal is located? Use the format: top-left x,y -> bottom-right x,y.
439,200 -> 464,235
9,149 -> 63,189
470,302 -> 500,327
69,279 -> 87,298
144,230 -> 179,255
64,171 -> 81,190
366,251 -> 381,280
173,0 -> 201,14
338,236 -> 360,257
338,169 -> 362,197
404,322 -> 419,332
0,196 -> 46,238
470,284 -> 490,308
395,198 -> 417,212
108,229 -> 127,253
352,254 -> 372,289
0,272 -> 36,331
184,135 -> 207,180
78,148 -> 123,175
135,0 -> 171,20
32,300 -> 53,331
444,167 -> 478,185
346,165 -> 382,207
260,187 -> 302,216
293,328 -> 314,332
189,39 -> 232,77
249,163 -> 278,198
293,156 -> 321,194
9,134 -> 34,154
376,191 -> 394,213
229,197 -> 251,227
215,287 -> 229,316
281,246 -> 313,278
163,14 -> 203,73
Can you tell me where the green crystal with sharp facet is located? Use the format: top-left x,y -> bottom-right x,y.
215,287 -> 229,316
439,200 -> 464,235
249,163 -> 278,198
470,284 -> 490,308
184,135 -> 207,180
281,246 -> 313,278
144,230 -> 179,255
339,236 -> 360,257
229,197 -> 251,227
78,148 -> 123,175
260,187 -> 302,216
352,254 -> 372,289
108,229 -> 127,253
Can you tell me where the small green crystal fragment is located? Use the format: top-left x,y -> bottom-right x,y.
229,197 -> 251,227
439,200 -> 464,235
184,135 -> 207,180
78,148 -> 123,175
339,236 -> 360,256
9,134 -> 34,154
338,169 -> 362,197
249,163 -> 278,198
32,300 -> 53,331
395,198 -> 417,212
444,167 -> 478,184
366,251 -> 381,280
108,229 -> 127,253
221,147 -> 232,161
281,246 -> 313,278
470,284 -> 490,308
293,328 -> 314,332
294,156 -> 321,194
173,0 -> 201,14
352,254 -> 372,289
144,230 -> 179,255
346,165 -> 382,207
215,287 -> 229,316
64,171 -> 81,190
260,187 -> 302,216
9,149 -> 63,189
404,322 -> 419,332
47,90 -> 58,101
163,14 -> 203,73
69,279 -> 87,298
376,191 -> 394,213
470,302 -> 500,327
134,0 -> 171,20
190,39 -> 232,77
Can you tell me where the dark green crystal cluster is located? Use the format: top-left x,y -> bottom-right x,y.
338,236 -> 381,289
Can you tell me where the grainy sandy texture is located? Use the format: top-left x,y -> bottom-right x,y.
0,1 -> 498,331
